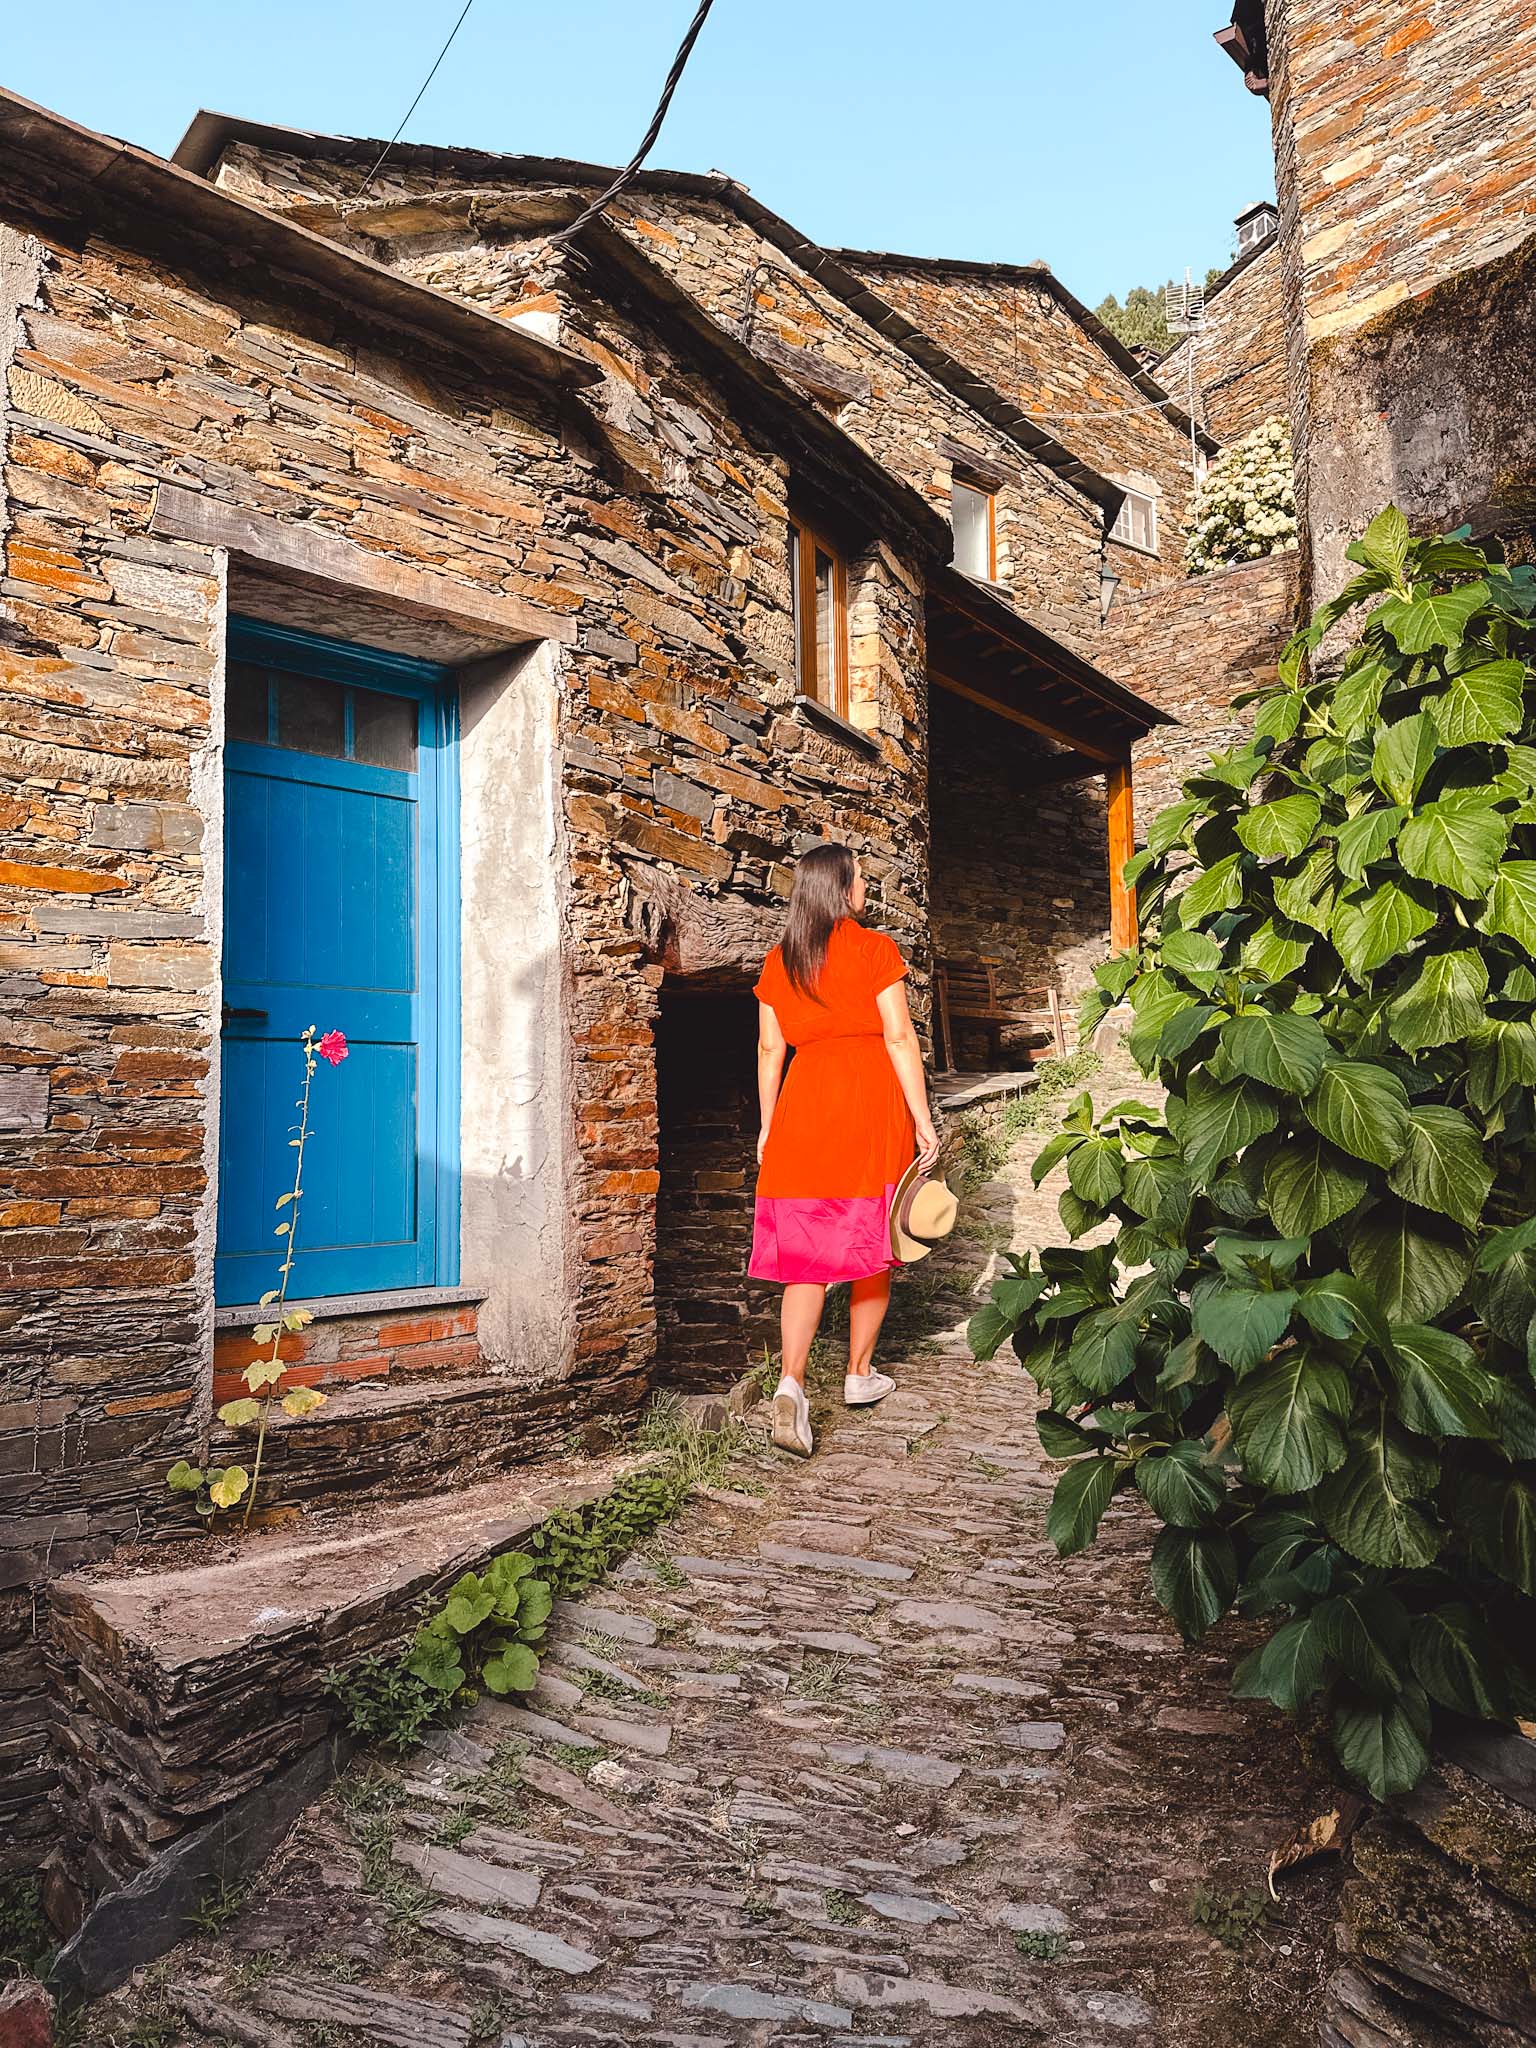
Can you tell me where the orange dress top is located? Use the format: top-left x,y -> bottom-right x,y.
750,919 -> 916,1285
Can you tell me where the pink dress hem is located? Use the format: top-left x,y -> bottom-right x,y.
749,1188 -> 899,1285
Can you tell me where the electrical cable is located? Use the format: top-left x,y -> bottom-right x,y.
359,0 -> 479,194
548,0 -> 719,245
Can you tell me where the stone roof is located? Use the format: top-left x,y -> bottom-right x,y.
170,113 -> 1157,519
0,88 -> 601,397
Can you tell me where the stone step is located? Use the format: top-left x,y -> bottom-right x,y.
207,1366 -> 645,1510
44,1448 -> 662,1922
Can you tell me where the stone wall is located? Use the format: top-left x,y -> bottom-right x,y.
1159,239 -> 1286,447
1096,551 -> 1300,825
1323,1728 -> 1536,2047
929,683 -> 1109,1054
840,258 -> 1196,594
211,1300 -> 484,1411
1265,0 -> 1536,599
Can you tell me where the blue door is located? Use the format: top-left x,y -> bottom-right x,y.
215,619 -> 460,1307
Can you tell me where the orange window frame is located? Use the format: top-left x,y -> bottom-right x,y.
952,476 -> 997,581
790,516 -> 850,720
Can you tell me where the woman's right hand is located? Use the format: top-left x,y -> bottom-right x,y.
914,1115 -> 941,1170
757,1125 -> 770,1166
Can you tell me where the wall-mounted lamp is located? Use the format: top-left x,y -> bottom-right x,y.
1099,565 -> 1121,624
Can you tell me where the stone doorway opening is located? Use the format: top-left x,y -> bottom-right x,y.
652,978 -> 771,1391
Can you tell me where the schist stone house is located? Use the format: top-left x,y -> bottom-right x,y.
0,87 -> 1213,1885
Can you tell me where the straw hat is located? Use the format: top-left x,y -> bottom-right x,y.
889,1154 -> 960,1264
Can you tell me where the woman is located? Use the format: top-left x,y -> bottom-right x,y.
750,844 -> 941,1458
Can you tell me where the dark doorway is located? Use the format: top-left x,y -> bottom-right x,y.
653,980 -> 773,1389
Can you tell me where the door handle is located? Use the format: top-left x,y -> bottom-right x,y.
221,1004 -> 269,1025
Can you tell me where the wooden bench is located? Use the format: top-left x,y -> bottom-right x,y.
935,958 -> 1068,1073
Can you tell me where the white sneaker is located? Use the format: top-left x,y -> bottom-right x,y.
845,1369 -> 896,1407
771,1377 -> 814,1457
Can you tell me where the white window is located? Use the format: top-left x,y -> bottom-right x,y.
950,477 -> 996,579
1111,487 -> 1159,555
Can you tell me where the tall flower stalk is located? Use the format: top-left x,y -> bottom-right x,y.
168,1024 -> 348,1521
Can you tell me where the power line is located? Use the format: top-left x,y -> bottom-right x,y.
548,0 -> 720,246
359,0 -> 479,194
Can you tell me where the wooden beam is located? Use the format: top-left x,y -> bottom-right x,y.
929,666 -> 1119,764
1107,755 -> 1138,952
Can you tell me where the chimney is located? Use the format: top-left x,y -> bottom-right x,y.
1234,201 -> 1279,257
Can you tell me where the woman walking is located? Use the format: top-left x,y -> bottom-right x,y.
750,844 -> 940,1457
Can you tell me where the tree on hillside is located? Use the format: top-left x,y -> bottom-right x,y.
1096,269 -> 1230,356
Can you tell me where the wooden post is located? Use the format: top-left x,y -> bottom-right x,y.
1107,756 -> 1138,953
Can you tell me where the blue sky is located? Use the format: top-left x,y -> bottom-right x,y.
6,0 -> 1273,307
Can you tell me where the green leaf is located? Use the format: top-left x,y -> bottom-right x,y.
1305,1059 -> 1411,1168
1475,1240 -> 1536,1347
1333,659 -> 1392,736
1273,843 -> 1339,933
1241,918 -> 1313,981
1157,1003 -> 1220,1061
1161,928 -> 1223,981
217,1397 -> 262,1429
1386,947 -> 1489,1053
1233,1615 -> 1328,1713
482,1643 -> 540,1695
1425,659 -> 1526,747
1385,1105 -> 1494,1229
1332,1688 -> 1431,1798
1228,1347 -> 1351,1491
1480,862 -> 1536,952
1446,1467 -> 1536,1596
1030,1129 -> 1085,1186
406,1627 -> 467,1694
1296,1270 -> 1393,1349
1372,713 -> 1439,806
1313,1587 -> 1410,1700
1066,1137 -> 1123,1208
1475,1214 -> 1536,1274
1135,1441 -> 1225,1528
1409,1606 -> 1505,1720
166,1459 -> 205,1493
1252,691 -> 1303,745
1035,1409 -> 1095,1459
1332,879 -> 1436,978
1396,801 -> 1508,896
1347,1200 -> 1473,1322
1236,794 -> 1322,862
1315,1424 -> 1442,1569
1220,1010 -> 1329,1095
1335,805 -> 1405,881
1179,854 -> 1246,925
1378,581 -> 1490,654
1149,1525 -> 1238,1644
1190,1274 -> 1297,1374
1171,1070 -> 1280,1182
439,1572 -> 497,1636
1359,505 -> 1411,579
1264,1134 -> 1368,1238
1386,1323 -> 1495,1438
1046,1457 -> 1117,1558
1093,951 -> 1141,998
1146,798 -> 1202,858
968,1267 -> 1050,1360
515,1578 -> 554,1637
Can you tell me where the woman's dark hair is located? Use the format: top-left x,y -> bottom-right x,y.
780,843 -> 857,998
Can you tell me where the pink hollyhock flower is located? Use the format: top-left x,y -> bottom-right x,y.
316,1030 -> 348,1067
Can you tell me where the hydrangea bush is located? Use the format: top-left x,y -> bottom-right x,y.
971,510 -> 1536,1797
1185,415 -> 1298,576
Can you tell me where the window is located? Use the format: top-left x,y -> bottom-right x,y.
1110,487 -> 1159,555
790,517 -> 849,718
950,477 -> 997,580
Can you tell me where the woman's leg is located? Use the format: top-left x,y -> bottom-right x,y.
847,1271 -> 892,1376
779,1282 -> 827,1388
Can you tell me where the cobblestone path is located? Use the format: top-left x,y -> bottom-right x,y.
108,1359 -> 1337,2048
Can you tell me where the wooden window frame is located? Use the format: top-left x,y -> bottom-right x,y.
1110,486 -> 1159,556
790,515 -> 850,720
950,474 -> 998,581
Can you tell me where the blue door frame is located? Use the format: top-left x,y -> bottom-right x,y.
215,618 -> 461,1307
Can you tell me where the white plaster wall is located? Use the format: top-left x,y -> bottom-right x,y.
457,641 -> 574,1375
